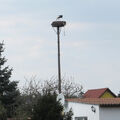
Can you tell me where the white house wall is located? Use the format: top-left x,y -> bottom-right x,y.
67,102 -> 100,120
99,107 -> 120,120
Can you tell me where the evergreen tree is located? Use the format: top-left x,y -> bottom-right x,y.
0,42 -> 20,118
0,101 -> 7,120
32,93 -> 63,120
32,92 -> 73,120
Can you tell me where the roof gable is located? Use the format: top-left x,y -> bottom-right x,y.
83,88 -> 116,98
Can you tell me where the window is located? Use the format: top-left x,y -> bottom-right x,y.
75,117 -> 87,120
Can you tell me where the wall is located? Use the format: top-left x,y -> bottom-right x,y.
99,107 -> 120,120
101,91 -> 115,98
66,102 -> 100,120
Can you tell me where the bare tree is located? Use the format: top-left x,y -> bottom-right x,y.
21,76 -> 43,96
21,76 -> 83,98
43,76 -> 83,98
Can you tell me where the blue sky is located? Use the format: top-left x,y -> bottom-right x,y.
0,0 -> 120,94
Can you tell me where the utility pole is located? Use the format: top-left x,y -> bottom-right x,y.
51,16 -> 66,93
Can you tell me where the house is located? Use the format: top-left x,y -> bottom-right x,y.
83,88 -> 116,98
65,88 -> 120,120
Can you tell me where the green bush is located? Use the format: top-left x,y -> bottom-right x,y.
32,93 -> 73,120
32,93 -> 63,120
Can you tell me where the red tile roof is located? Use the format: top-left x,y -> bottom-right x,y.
83,88 -> 116,98
66,98 -> 120,106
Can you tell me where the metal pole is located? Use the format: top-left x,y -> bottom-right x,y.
57,26 -> 61,93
